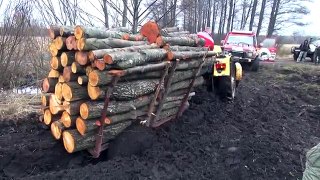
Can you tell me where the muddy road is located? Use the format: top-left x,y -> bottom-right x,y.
1,60 -> 320,180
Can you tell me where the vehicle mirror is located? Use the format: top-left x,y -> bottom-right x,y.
221,40 -> 225,45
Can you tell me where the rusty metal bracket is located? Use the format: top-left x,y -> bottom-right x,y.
145,62 -> 171,127
89,75 -> 120,158
151,60 -> 179,127
176,52 -> 208,118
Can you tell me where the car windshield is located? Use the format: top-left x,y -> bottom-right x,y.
310,40 -> 320,46
226,35 -> 254,46
262,38 -> 276,48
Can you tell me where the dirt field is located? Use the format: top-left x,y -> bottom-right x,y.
1,58 -> 320,180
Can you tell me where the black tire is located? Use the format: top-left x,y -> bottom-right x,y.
293,54 -> 298,61
314,51 -> 320,65
250,57 -> 260,72
215,62 -> 236,100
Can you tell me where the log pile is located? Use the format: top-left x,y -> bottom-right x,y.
40,21 -> 216,155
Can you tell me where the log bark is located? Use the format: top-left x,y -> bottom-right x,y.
63,100 -> 84,115
61,111 -> 77,128
88,44 -> 158,61
162,27 -> 180,33
78,76 -> 88,85
44,109 -> 59,125
74,25 -> 126,40
71,62 -> 86,74
169,76 -> 204,92
50,56 -> 63,71
165,46 -> 209,52
80,95 -> 153,119
75,51 -> 89,65
76,118 -> 98,136
51,120 -> 66,140
49,94 -> 64,115
166,31 -> 190,37
42,78 -> 58,93
176,58 -> 213,70
108,62 -> 169,77
104,49 -> 167,69
63,66 -> 78,82
41,93 -> 51,106
55,82 -> 63,100
158,107 -> 179,120
66,36 -> 77,50
77,38 -> 146,51
61,52 -> 75,67
48,69 -> 60,78
62,82 -> 89,101
167,51 -> 216,60
60,26 -> 74,37
156,36 -> 206,47
122,34 -> 147,41
54,36 -> 67,50
49,25 -> 60,39
62,121 -> 131,153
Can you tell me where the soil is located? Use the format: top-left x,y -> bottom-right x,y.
1,59 -> 320,180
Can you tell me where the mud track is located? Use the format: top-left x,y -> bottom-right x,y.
1,61 -> 320,180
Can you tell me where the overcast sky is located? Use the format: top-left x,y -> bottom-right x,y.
302,0 -> 320,36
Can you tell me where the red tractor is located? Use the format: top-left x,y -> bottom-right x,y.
221,30 -> 260,71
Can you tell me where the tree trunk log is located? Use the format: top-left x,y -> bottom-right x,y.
49,43 -> 62,57
80,95 -> 153,119
60,26 -> 74,37
167,51 -> 215,60
63,66 -> 78,82
75,51 -> 89,65
41,93 -> 51,106
71,62 -> 86,74
58,75 -> 65,83
156,36 -> 205,47
78,76 -> 88,85
165,46 -> 209,52
86,66 -> 94,76
55,82 -> 63,100
49,94 -> 64,115
50,56 -> 63,71
62,121 -> 131,153
166,31 -> 190,37
44,109 -> 60,125
88,44 -> 158,61
63,100 -> 84,115
140,21 -> 161,43
176,58 -> 213,70
61,111 -> 77,128
62,82 -> 89,101
61,52 -> 75,67
76,118 -> 98,136
48,69 -> 60,78
66,36 -> 77,50
54,36 -> 67,50
169,76 -> 204,92
42,78 -> 58,93
49,25 -> 60,40
122,34 -> 147,41
74,25 -> 126,40
94,59 -> 106,71
77,38 -> 147,51
51,120 -> 66,140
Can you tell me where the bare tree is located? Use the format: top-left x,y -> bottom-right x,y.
249,0 -> 258,31
256,0 -> 267,36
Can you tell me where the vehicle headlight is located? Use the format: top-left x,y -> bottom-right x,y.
247,52 -> 253,57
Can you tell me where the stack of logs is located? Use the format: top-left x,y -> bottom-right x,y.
40,21 -> 216,154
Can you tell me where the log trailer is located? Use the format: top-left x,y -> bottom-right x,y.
42,21 -> 242,158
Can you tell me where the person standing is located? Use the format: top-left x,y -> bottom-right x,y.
297,39 -> 310,62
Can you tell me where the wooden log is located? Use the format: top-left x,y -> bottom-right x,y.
140,20 -> 161,43
165,46 -> 209,52
63,100 -> 84,115
48,69 -> 60,78
49,94 -> 64,115
51,120 -> 66,140
61,52 -> 76,67
75,51 -> 89,65
49,42 -> 62,57
158,107 -> 179,120
167,51 -> 216,60
62,82 -> 89,101
44,109 -> 59,125
63,66 -> 78,82
109,27 -> 131,33
77,38 -> 147,51
54,36 -> 67,50
76,117 -> 97,136
74,25 -> 126,40
156,36 -> 205,47
58,75 -> 65,83
94,59 -> 106,71
61,111 -> 77,128
80,95 -> 153,119
104,49 -> 167,69
169,76 -> 204,92
166,31 -> 190,37
87,84 -> 104,100
161,100 -> 182,110
60,26 -> 74,37
86,66 -> 94,76
176,58 -> 211,70
66,36 -> 77,50
49,25 -> 60,39
78,76 -> 88,85
88,44 -> 158,61
41,93 -> 51,106
122,34 -> 147,41
50,56 -> 63,71
162,27 -> 180,33
63,121 -> 131,153
55,82 -> 63,100
71,62 -> 86,74
42,78 -> 58,93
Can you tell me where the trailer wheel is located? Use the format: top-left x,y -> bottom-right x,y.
216,62 -> 236,100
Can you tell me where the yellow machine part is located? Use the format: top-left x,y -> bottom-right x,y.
213,56 -> 230,76
213,45 -> 222,54
235,62 -> 243,81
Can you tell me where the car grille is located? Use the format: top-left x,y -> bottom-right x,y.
231,51 -> 245,58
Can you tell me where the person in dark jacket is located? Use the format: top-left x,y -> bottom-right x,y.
297,39 -> 310,62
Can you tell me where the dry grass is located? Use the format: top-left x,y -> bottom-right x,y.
278,44 -> 299,57
0,91 -> 41,119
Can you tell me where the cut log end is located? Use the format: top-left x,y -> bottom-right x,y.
103,54 -> 113,64
156,36 -> 164,47
55,82 -> 63,100
51,120 -> 64,140
76,117 -> 87,136
167,51 -> 174,61
62,83 -> 72,101
88,70 -> 99,86
77,76 -> 87,85
50,56 -> 61,70
61,111 -> 72,128
94,60 -> 106,71
88,51 -> 95,62
48,69 -> 60,78
108,70 -> 125,76
44,109 -> 52,125
77,38 -> 86,51
122,33 -> 130,40
140,21 -> 160,43
74,25 -> 83,40
79,103 -> 89,119
66,36 -> 77,50
54,36 -> 64,50
75,51 -> 88,65
87,84 -> 102,100
61,52 -> 68,67
62,131 -> 75,153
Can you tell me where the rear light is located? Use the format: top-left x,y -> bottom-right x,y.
216,63 -> 226,70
